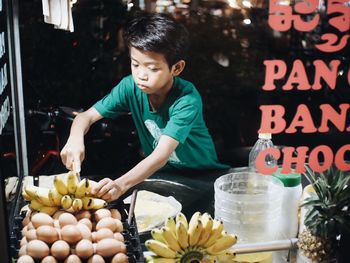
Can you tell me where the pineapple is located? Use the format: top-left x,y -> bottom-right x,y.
298,165 -> 350,262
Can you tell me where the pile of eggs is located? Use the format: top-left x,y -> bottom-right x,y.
18,208 -> 129,263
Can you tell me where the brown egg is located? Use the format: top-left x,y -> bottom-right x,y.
95,228 -> 114,242
76,223 -> 92,240
94,209 -> 112,222
21,226 -> 28,237
114,218 -> 124,232
79,218 -> 93,231
22,215 -> 30,227
75,210 -> 92,220
36,225 -> 59,244
76,239 -> 94,259
112,253 -> 129,263
17,255 -> 35,263
51,240 -> 70,260
25,229 -> 37,241
96,217 -> 119,232
20,236 -> 28,247
41,256 -> 58,263
27,222 -> 35,230
96,238 -> 126,257
64,254 -> 82,263
114,232 -> 124,242
110,209 -> 122,220
61,225 -> 82,244
92,243 -> 97,253
18,244 -> 27,257
87,254 -> 105,263
59,212 -> 78,227
91,231 -> 97,242
31,213 -> 54,228
53,210 -> 65,220
26,240 -> 50,259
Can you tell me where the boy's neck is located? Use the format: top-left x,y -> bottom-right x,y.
148,77 -> 174,111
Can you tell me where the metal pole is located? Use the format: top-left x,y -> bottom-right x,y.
232,238 -> 299,254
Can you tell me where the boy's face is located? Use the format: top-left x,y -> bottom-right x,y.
130,47 -> 183,96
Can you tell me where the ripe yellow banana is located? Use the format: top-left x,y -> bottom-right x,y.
145,256 -> 176,263
176,212 -> 188,230
75,178 -> 91,198
216,251 -> 236,262
72,198 -> 83,212
24,185 -> 43,199
151,228 -> 166,243
204,219 -> 224,247
188,219 -> 203,246
39,206 -> 59,216
61,195 -> 73,210
22,189 -> 32,201
48,189 -> 62,206
197,213 -> 213,246
67,171 -> 79,194
29,199 -> 44,211
161,226 -> 181,252
165,216 -> 176,236
35,188 -> 55,206
205,233 -> 237,254
145,240 -> 177,258
53,176 -> 68,195
81,197 -> 107,210
176,221 -> 189,249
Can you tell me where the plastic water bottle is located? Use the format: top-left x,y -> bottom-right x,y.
248,133 -> 277,171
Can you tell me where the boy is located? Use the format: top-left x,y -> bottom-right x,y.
60,12 -> 229,202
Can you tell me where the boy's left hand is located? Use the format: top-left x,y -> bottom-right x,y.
91,178 -> 123,202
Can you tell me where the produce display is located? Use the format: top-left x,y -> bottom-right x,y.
18,208 -> 129,262
145,212 -> 237,263
22,172 -> 107,215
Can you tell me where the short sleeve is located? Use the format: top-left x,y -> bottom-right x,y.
93,77 -> 131,118
162,99 -> 200,144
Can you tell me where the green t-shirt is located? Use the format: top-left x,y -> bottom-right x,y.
94,75 -> 229,170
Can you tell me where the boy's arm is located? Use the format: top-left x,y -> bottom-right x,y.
61,107 -> 103,172
92,135 -> 179,201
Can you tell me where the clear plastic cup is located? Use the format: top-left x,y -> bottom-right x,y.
214,171 -> 283,243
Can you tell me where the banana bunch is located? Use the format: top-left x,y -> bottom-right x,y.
22,171 -> 108,215
145,212 -> 237,263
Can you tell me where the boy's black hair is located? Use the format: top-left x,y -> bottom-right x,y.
123,12 -> 189,67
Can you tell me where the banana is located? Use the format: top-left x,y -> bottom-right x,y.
67,171 -> 79,194
53,176 -> 68,195
48,189 -> 63,206
39,206 -> 59,216
22,189 -> 32,201
145,240 -> 177,258
189,219 -> 203,246
29,199 -> 44,211
91,197 -> 108,209
35,188 -> 55,206
216,251 -> 236,262
61,195 -> 73,210
176,212 -> 188,230
146,256 -> 176,263
188,212 -> 201,231
197,213 -> 213,246
151,228 -> 166,243
75,178 -> 91,198
161,226 -> 182,252
205,233 -> 237,254
204,219 -> 224,247
24,185 -> 43,199
82,197 -> 94,209
165,216 -> 176,236
72,198 -> 83,211
176,221 -> 189,250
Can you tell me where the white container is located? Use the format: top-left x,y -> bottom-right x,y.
214,171 -> 283,243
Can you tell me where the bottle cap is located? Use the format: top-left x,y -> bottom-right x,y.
272,168 -> 301,187
258,133 -> 272,139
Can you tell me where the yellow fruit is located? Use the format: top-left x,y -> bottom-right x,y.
161,226 -> 181,252
54,176 -> 68,195
145,240 -> 177,258
176,221 -> 189,249
67,171 -> 79,194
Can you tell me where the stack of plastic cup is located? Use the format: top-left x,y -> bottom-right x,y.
214,171 -> 283,243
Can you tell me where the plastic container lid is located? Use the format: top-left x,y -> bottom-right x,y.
272,169 -> 301,187
258,133 -> 272,139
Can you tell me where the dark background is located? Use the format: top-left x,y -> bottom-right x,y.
16,0 -> 350,175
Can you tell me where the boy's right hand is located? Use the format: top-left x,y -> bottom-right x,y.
60,136 -> 85,173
